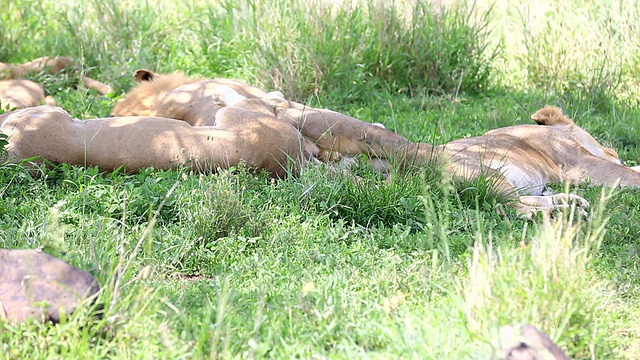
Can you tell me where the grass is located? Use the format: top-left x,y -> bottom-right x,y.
1,0 -> 640,358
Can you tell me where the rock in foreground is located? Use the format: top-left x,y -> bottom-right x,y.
500,324 -> 569,360
0,249 -> 100,323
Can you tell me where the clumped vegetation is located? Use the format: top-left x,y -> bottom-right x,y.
2,0 -> 640,358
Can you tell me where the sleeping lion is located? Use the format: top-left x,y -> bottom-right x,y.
0,90 -> 307,178
0,56 -> 112,110
3,69 -> 639,217
110,70 -> 640,216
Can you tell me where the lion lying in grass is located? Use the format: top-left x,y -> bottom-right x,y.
3,68 -> 637,217
112,70 -> 640,217
112,69 -> 412,164
0,56 -> 112,110
0,79 -> 58,111
420,106 -> 640,216
0,90 -> 307,178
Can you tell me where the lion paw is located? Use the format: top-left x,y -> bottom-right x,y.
516,193 -> 590,219
549,193 -> 590,217
548,193 -> 589,208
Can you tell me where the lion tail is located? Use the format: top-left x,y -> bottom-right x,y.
530,106 -> 574,126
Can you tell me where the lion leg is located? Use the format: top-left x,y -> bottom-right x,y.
45,95 -> 57,106
212,85 -> 248,107
515,194 -> 590,219
278,107 -> 412,158
82,77 -> 113,95
213,87 -> 287,109
442,158 -> 590,219
563,156 -> 640,188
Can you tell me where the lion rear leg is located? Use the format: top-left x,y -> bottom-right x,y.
515,193 -> 590,219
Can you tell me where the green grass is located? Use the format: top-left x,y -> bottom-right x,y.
2,0 -> 640,358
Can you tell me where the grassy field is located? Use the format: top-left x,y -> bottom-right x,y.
1,0 -> 640,358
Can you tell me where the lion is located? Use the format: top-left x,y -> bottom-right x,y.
409,106 -> 640,216
111,71 -> 640,217
213,88 -> 640,217
111,70 -> 267,119
112,69 -> 413,163
0,89 -> 307,178
0,79 -> 57,111
530,106 -> 622,165
0,56 -> 113,110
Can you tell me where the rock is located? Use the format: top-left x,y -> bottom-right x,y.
0,249 -> 100,323
500,324 -> 570,360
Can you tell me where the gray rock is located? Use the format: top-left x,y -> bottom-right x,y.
500,324 -> 570,360
0,249 -> 100,323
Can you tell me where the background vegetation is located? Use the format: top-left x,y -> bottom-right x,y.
1,0 -> 640,358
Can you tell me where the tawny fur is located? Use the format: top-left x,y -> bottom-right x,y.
0,56 -> 113,107
0,79 -> 57,111
113,69 -> 412,163
531,106 -> 620,164
530,106 -> 574,126
110,71 -> 640,217
112,71 -> 201,116
1,96 -> 307,178
112,69 -> 271,118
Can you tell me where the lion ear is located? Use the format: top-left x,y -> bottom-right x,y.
133,69 -> 157,83
531,106 -> 573,126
